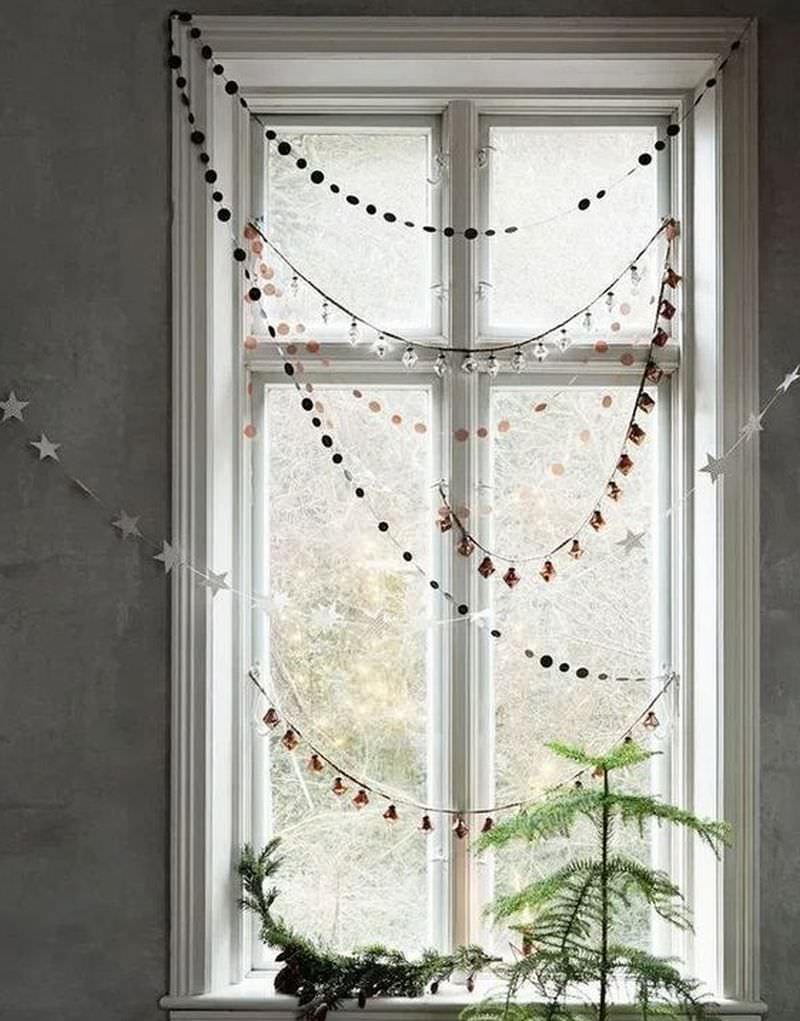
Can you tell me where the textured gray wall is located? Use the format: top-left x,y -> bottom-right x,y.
0,1 -> 797,1019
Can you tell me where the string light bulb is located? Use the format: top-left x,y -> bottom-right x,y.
383,804 -> 399,822
630,264 -> 642,289
321,300 -> 330,323
331,777 -> 348,796
433,350 -> 449,377
485,353 -> 500,378
372,334 -> 388,359
348,319 -> 360,346
510,347 -> 527,373
262,707 -> 280,728
402,345 -> 418,370
605,290 -> 615,312
532,340 -> 549,362
557,328 -> 571,352
461,354 -> 479,375
290,274 -> 299,297
583,310 -> 593,332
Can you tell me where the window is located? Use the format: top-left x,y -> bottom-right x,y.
250,110 -> 673,958
166,18 -> 758,1016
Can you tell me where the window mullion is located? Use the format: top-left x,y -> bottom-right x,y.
444,99 -> 481,948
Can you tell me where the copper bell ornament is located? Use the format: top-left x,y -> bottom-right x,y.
420,814 -> 434,833
590,509 -> 606,531
481,816 -> 495,834
503,566 -> 521,588
478,555 -> 496,578
607,481 -> 622,502
262,707 -> 281,728
568,539 -> 584,560
453,816 -> 469,839
665,268 -> 682,288
628,423 -> 646,446
592,764 -> 606,780
457,536 -> 476,558
637,392 -> 656,414
659,298 -> 676,320
652,327 -> 670,348
437,511 -> 453,533
383,803 -> 399,822
617,453 -> 634,475
353,789 -> 370,809
643,711 -> 660,730
281,728 -> 299,751
623,734 -> 634,745
539,560 -> 556,583
574,779 -> 584,790
645,361 -> 664,385
308,753 -> 325,773
331,776 -> 348,796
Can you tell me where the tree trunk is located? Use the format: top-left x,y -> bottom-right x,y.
598,769 -> 610,1021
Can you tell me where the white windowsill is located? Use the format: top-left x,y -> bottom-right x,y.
160,975 -> 767,1020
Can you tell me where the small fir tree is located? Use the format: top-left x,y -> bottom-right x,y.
464,740 -> 728,1021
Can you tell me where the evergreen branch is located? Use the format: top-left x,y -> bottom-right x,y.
604,794 -> 730,854
476,790 -> 605,852
546,741 -> 654,774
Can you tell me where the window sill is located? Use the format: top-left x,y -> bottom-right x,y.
161,976 -> 767,1020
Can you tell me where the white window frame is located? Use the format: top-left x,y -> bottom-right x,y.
162,17 -> 760,1020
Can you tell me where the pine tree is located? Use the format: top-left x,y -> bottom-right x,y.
464,740 -> 729,1021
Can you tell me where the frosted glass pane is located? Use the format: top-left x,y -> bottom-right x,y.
263,385 -> 433,954
265,128 -> 438,335
484,126 -> 660,339
488,385 -> 662,952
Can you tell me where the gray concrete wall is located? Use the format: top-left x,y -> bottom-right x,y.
0,1 -> 797,1018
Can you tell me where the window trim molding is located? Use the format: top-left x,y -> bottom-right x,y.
165,15 -> 758,1014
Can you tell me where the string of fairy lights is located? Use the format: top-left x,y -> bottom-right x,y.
173,10 -> 749,242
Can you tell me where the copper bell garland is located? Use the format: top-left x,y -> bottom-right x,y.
665,268 -> 682,288
617,453 -> 634,475
643,710 -> 660,730
383,803 -> 399,822
281,728 -> 299,751
607,481 -> 622,502
637,392 -> 656,414
652,327 -> 670,347
437,511 -> 453,533
478,555 -> 496,578
628,423 -> 646,446
659,298 -> 676,320
503,566 -> 521,588
452,816 -> 469,839
645,361 -> 664,385
457,535 -> 476,557
353,789 -> 370,809
539,560 -> 556,583
308,753 -> 325,773
481,816 -> 495,834
262,707 -> 280,728
590,509 -> 606,531
420,814 -> 434,833
568,538 -> 584,559
331,776 -> 348,796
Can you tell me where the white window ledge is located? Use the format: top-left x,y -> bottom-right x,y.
160,976 -> 767,1021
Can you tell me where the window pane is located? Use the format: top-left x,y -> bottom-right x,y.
262,383 -> 434,954
488,384 -> 664,952
482,124 -> 661,340
264,124 -> 439,335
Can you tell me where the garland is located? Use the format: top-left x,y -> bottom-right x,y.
239,840 -> 498,1018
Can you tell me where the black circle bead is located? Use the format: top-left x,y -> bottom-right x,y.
330,184 -> 340,193
168,55 -> 182,68
505,226 -> 519,234
190,130 -> 205,145
190,27 -> 201,38
464,227 -> 478,240
346,195 -> 359,205
490,629 -> 501,638
485,229 -> 496,237
378,521 -> 389,532
233,248 -> 246,261
176,75 -> 186,88
212,191 -> 223,202
404,221 -> 415,228
443,227 -> 455,237
201,45 -> 212,59
423,225 -> 436,233
666,124 -> 680,137
598,672 -> 609,680
225,80 -> 239,94
458,604 -> 469,615
265,130 -> 276,140
384,212 -> 397,223
355,487 -> 364,498
655,140 -> 666,151
402,552 -> 413,562
311,417 -> 321,427
321,435 -> 333,448
559,663 -> 570,673
578,198 -> 591,211
249,286 -> 262,301
638,153 -> 653,166
301,397 -> 313,411
283,362 -> 294,376
296,158 -> 307,169
277,141 -> 291,156
731,39 -> 740,50
213,64 -> 224,75
524,649 -> 534,659
430,580 -> 439,590
205,170 -> 218,183
596,189 -> 606,198
217,208 -> 231,222
576,668 -> 589,679
332,453 -> 343,464
366,204 -> 376,215
310,170 -> 324,184
706,77 -> 717,88
199,153 -> 210,164
187,113 -> 195,124
540,655 -> 553,668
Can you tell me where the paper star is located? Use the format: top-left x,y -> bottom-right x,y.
777,365 -> 800,394
203,569 -> 230,597
154,540 -> 181,573
699,452 -> 727,482
1,391 -> 29,422
739,412 -> 764,441
29,433 -> 60,461
616,528 -> 646,555
112,510 -> 142,540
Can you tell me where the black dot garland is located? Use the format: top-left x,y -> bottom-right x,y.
169,25 -> 668,691
172,11 -> 749,242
